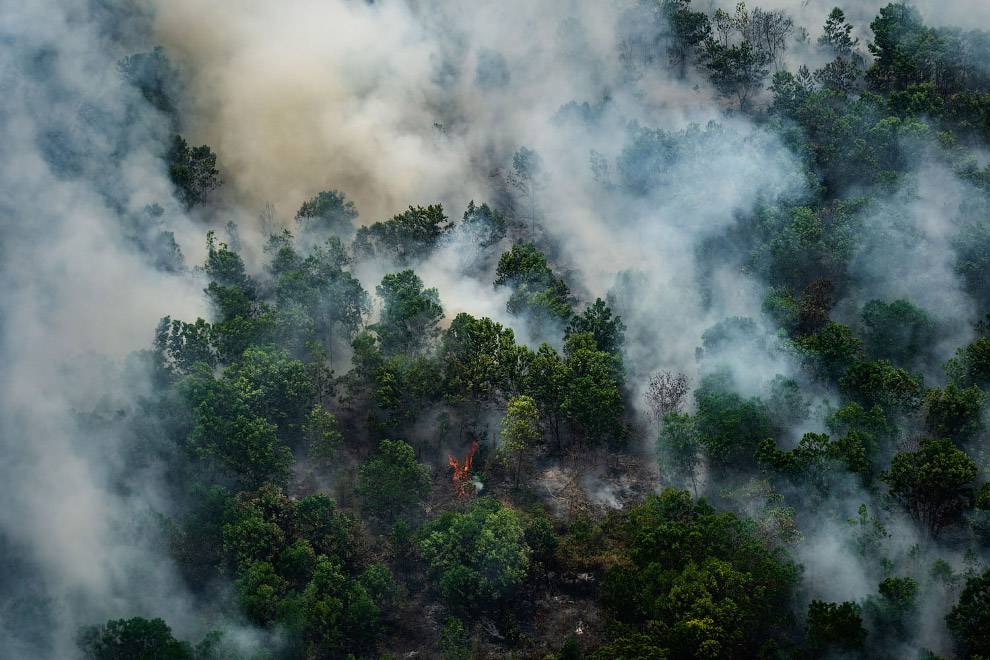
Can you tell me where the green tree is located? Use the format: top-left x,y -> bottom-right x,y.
804,600 -> 867,657
357,439 -> 431,514
353,204 -> 451,265
458,201 -> 506,250
882,437 -> 977,538
419,498 -> 530,609
861,299 -> 935,367
924,381 -> 986,442
167,135 -> 222,208
694,373 -> 772,472
839,359 -> 921,413
300,555 -> 382,654
526,342 -> 567,449
372,270 -> 444,356
494,242 -> 572,329
564,297 -> 626,360
818,7 -> 859,58
296,189 -> 358,241
236,561 -> 288,626
656,411 -> 702,496
560,333 -> 624,444
499,395 -> 541,486
78,618 -> 192,660
947,569 -> 990,657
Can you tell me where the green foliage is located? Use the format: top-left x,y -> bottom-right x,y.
793,322 -> 864,381
299,555 -> 382,654
600,489 -> 798,660
839,359 -> 921,413
750,202 -> 862,292
440,313 -> 528,406
946,336 -> 990,389
947,569 -> 990,657
861,299 -> 935,367
756,431 -> 870,493
499,395 -> 541,485
419,498 -> 530,609
882,437 -> 977,538
273,238 -> 369,363
693,374 -> 772,472
565,298 -> 626,359
78,617 -> 193,660
656,411 -> 702,495
458,201 -> 506,249
357,439 -> 431,513
494,242 -> 572,328
560,333 -> 624,444
526,342 -> 567,447
297,493 -> 362,564
354,204 -> 451,265
924,381 -> 987,442
804,600 -> 867,656
372,269 -> 444,357
439,616 -> 470,660
296,190 -> 358,240
167,135 -> 222,207
236,561 -> 288,626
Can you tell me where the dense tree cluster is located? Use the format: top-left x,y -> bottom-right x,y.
63,3 -> 990,660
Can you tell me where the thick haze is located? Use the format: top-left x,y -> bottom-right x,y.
2,0 -> 989,657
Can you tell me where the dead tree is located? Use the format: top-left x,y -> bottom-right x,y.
645,371 -> 689,433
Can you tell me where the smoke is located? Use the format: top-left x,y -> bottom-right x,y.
2,0 -> 989,657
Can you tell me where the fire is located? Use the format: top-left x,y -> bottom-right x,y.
448,441 -> 479,497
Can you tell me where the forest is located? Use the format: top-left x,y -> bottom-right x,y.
5,0 -> 990,658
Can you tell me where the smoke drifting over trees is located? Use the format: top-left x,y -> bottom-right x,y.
5,0 -> 990,658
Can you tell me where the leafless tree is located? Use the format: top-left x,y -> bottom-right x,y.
645,371 -> 690,432
748,8 -> 793,71
259,201 -> 281,237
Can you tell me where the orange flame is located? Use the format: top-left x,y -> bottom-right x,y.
448,442 -> 479,497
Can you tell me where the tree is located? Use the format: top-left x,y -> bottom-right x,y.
704,5 -> 772,112
749,7 -> 793,71
804,600 -> 867,657
882,437 -> 977,538
526,343 -> 567,449
694,373 -> 772,472
117,46 -> 180,116
560,333 -> 624,444
666,2 -> 712,78
354,204 -> 451,265
499,395 -> 541,486
494,242 -> 572,330
656,411 -> 702,496
458,201 -> 506,250
861,299 -> 935,367
440,313 -> 527,409
600,489 -> 798,660
924,381 -> 986,442
507,147 -> 549,232
300,555 -> 381,654
295,189 -> 358,241
372,269 -> 444,356
645,371 -> 690,433
565,298 -> 626,360
839,359 -> 921,414
419,498 -> 530,609
947,569 -> 990,657
167,135 -> 221,208
78,618 -> 192,660
296,494 -> 361,564
357,439 -> 431,514
818,7 -> 858,58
